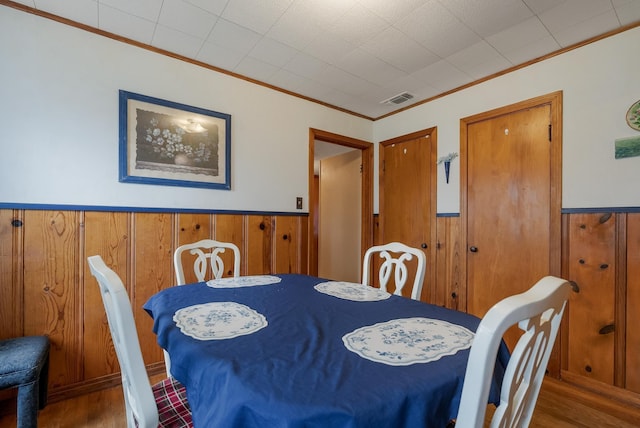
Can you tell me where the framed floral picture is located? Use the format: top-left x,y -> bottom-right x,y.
119,90 -> 231,190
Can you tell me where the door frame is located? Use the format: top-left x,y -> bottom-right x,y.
459,91 -> 563,312
308,128 -> 373,276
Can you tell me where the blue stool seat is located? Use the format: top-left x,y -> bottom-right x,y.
0,336 -> 50,428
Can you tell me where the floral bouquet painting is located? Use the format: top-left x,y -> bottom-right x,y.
119,90 -> 231,190
135,109 -> 218,175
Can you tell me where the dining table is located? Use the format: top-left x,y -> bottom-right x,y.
143,274 -> 510,428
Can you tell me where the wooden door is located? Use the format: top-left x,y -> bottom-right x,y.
463,93 -> 562,350
379,129 -> 436,301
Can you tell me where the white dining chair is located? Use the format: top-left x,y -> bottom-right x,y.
173,239 -> 241,285
454,276 -> 571,428
168,239 -> 241,377
87,255 -> 192,428
361,242 -> 426,301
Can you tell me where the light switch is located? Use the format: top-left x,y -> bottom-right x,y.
296,197 -> 303,210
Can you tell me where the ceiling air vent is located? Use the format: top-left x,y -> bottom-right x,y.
380,92 -> 415,105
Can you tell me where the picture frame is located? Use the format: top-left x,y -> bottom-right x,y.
119,90 -> 231,190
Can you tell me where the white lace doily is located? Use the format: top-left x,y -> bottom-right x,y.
343,317 -> 473,365
206,275 -> 282,288
173,302 -> 267,340
314,281 -> 391,301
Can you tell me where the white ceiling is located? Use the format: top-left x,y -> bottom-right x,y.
9,0 -> 640,119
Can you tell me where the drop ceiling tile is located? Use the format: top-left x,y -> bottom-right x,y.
522,0 -> 566,14
158,0 -> 218,39
613,0 -> 640,25
361,27 -> 440,73
538,0 -> 614,34
33,0 -> 98,27
295,79 -> 334,101
341,96 -> 383,116
552,10 -> 622,47
99,0 -> 163,21
359,0 -> 426,24
249,37 -> 299,67
441,0 -> 534,37
234,56 -> 279,81
446,41 -> 509,73
330,3 -> 388,46
486,16 -> 552,54
356,87 -> 396,104
398,1 -> 481,58
221,0 -> 293,34
463,51 -> 513,80
283,52 -> 330,80
197,40 -> 246,70
405,84 -> 441,102
267,1 -> 340,50
152,24 -> 203,58
314,65 -> 379,97
303,33 -> 356,64
381,74 -> 436,97
207,19 -> 261,53
290,0 -> 355,29
410,60 -> 472,92
184,0 -> 232,16
266,68 -> 308,92
500,35 -> 560,64
99,4 -> 156,44
335,48 -> 406,86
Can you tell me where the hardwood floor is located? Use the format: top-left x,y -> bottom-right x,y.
1,377 -> 639,427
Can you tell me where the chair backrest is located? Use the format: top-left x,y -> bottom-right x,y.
361,242 -> 426,301
174,239 -> 241,285
87,255 -> 159,428
455,276 -> 571,428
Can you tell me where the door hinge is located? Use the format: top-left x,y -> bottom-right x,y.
382,160 -> 385,172
360,164 -> 363,173
548,124 -> 552,142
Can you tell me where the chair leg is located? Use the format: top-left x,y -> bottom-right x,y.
16,380 -> 39,428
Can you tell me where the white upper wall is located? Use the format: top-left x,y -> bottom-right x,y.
0,7 -> 372,212
1,6 -> 639,214
374,26 -> 640,213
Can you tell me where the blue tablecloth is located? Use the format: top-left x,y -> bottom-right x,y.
144,274 -> 509,428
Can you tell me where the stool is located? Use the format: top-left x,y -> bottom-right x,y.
0,336 -> 50,428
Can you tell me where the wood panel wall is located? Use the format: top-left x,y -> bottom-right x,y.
1,208 -> 639,407
0,208 -> 308,402
560,212 -> 640,406
431,212 -> 640,406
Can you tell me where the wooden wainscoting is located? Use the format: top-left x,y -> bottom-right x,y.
2,207 -> 640,412
561,212 -> 640,406
431,211 -> 640,408
0,208 -> 308,404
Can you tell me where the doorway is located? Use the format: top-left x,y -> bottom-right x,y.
308,129 -> 373,279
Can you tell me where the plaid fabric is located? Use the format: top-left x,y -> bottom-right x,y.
153,377 -> 193,427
